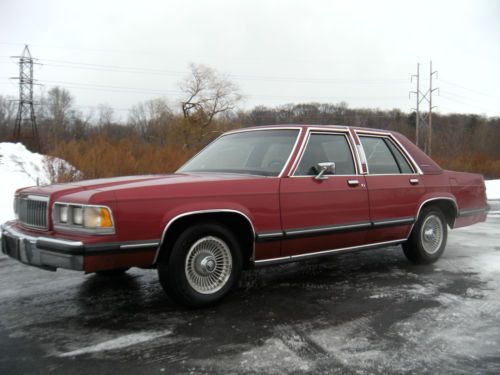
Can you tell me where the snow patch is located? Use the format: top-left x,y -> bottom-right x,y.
58,330 -> 172,357
486,179 -> 500,200
0,142 -> 76,226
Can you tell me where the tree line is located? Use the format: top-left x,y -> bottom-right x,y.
0,63 -> 499,180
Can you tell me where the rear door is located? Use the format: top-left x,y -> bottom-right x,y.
356,131 -> 425,243
280,130 -> 371,256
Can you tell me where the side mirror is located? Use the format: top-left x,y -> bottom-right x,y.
314,162 -> 336,180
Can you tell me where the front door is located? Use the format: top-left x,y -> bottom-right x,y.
280,131 -> 371,256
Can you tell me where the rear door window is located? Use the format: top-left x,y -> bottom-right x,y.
359,136 -> 414,174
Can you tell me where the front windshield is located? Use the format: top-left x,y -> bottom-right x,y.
178,129 -> 299,176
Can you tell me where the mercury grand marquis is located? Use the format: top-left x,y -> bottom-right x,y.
1,125 -> 489,307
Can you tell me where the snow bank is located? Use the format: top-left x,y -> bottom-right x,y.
485,179 -> 500,200
0,142 -> 75,225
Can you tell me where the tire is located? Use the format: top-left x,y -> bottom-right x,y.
403,206 -> 448,264
157,223 -> 243,308
95,268 -> 130,277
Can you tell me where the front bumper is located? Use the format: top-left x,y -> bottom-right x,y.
1,223 -> 84,271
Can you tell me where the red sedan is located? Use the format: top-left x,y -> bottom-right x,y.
1,125 -> 488,307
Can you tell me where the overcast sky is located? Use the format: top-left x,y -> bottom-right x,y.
1,0 -> 499,120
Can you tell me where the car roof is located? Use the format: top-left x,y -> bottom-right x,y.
230,124 -> 399,135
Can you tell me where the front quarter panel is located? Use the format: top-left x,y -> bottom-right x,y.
113,177 -> 281,243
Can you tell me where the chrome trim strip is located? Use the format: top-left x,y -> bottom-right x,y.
154,209 -> 256,264
254,238 -> 406,266
279,128 -> 304,178
26,195 -> 49,202
39,237 -> 84,247
287,128 -> 311,176
224,126 -> 304,135
356,144 -> 368,175
372,217 -> 414,227
256,216 -> 417,242
120,242 -> 160,249
458,207 -> 488,217
2,223 -> 84,247
285,222 -> 371,236
256,231 -> 284,239
408,197 -> 459,234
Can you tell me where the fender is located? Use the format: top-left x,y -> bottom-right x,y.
153,205 -> 256,264
407,194 -> 459,237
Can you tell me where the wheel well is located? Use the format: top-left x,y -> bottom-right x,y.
419,199 -> 458,228
156,212 -> 255,268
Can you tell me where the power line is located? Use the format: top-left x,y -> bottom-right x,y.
439,79 -> 500,101
33,58 -> 408,85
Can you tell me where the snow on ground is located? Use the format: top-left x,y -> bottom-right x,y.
58,330 -> 172,357
486,179 -> 500,200
0,142 -> 76,226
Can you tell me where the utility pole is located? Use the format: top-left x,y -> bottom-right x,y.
410,63 -> 420,147
410,61 -> 438,155
11,44 -> 40,151
428,61 -> 438,156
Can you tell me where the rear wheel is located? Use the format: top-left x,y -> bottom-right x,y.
403,206 -> 448,264
157,223 -> 242,308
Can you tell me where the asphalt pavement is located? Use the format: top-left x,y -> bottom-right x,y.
1,202 -> 499,374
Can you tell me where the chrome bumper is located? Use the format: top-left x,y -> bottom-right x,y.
1,223 -> 84,271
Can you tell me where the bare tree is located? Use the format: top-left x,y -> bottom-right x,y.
179,64 -> 242,131
97,103 -> 115,127
0,95 -> 17,139
128,97 -> 173,143
46,87 -> 74,133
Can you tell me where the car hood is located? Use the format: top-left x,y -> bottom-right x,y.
19,173 -> 262,198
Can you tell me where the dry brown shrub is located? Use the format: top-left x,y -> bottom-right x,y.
47,135 -> 196,182
434,154 -> 500,179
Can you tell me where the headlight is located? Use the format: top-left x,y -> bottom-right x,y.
73,207 -> 83,225
60,205 -> 68,223
53,203 -> 115,234
83,206 -> 113,228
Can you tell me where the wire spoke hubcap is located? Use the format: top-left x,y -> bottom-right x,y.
420,214 -> 443,254
185,236 -> 233,294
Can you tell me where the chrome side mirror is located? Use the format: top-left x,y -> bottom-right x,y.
314,162 -> 336,180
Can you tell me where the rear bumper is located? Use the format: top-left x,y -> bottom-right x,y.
1,223 -> 84,271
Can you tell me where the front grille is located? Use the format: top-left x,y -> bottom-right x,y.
18,195 -> 49,230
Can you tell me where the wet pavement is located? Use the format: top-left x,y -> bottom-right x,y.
1,202 -> 500,374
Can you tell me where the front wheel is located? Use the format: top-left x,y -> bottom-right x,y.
403,206 -> 448,264
157,223 -> 242,308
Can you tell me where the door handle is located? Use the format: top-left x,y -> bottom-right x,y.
409,178 -> 419,185
347,179 -> 359,186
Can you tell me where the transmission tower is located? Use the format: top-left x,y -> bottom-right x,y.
11,44 -> 40,151
410,61 -> 438,155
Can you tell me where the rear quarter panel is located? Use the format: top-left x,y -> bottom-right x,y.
446,170 -> 488,228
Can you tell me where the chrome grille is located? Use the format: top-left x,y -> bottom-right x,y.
18,195 -> 49,230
